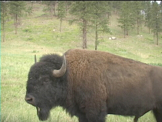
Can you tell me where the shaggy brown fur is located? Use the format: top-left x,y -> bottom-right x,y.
65,49 -> 162,122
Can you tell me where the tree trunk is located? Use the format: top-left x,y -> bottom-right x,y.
137,19 -> 139,35
156,32 -> 158,45
82,19 -> 87,49
124,27 -> 125,38
65,1 -> 68,16
53,2 -> 56,16
2,9 -> 5,42
95,23 -> 98,50
60,18 -> 62,32
153,32 -> 155,42
3,20 -> 5,42
15,14 -> 18,34
50,7 -> 53,18
148,27 -> 150,34
126,28 -> 128,36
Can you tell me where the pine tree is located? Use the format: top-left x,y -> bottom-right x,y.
160,2 -> 162,35
69,1 -> 92,49
105,1 -> 112,19
118,2 -> 134,38
144,1 -> 152,33
57,1 -> 66,32
132,1 -> 144,34
112,1 -> 121,15
26,2 -> 34,16
1,1 -> 9,42
65,1 -> 72,16
43,1 -> 57,17
150,1 -> 161,45
9,1 -> 26,34
89,1 -> 110,50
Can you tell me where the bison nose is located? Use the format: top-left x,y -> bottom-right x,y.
25,94 -> 36,106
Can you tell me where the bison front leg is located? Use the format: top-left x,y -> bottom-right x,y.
78,116 -> 88,122
153,108 -> 162,122
134,116 -> 139,122
78,113 -> 88,122
85,110 -> 107,122
85,104 -> 107,122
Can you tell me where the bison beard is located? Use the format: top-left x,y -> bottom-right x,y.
36,107 -> 50,121
25,49 -> 162,122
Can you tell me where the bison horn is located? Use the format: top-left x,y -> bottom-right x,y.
53,55 -> 66,77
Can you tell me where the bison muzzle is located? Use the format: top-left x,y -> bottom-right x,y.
25,49 -> 162,122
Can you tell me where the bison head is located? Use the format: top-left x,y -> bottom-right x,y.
25,54 -> 67,121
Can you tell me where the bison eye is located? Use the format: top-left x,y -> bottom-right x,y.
38,76 -> 50,84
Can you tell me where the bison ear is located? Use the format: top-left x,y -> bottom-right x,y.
53,55 -> 66,77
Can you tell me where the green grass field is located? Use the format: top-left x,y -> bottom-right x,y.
1,2 -> 162,122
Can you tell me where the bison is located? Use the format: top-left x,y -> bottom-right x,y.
25,49 -> 162,122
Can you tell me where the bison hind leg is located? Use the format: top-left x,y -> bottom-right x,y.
133,116 -> 139,122
153,108 -> 162,122
133,109 -> 152,122
86,108 -> 107,122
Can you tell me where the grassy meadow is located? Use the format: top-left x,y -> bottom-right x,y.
1,2 -> 162,122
